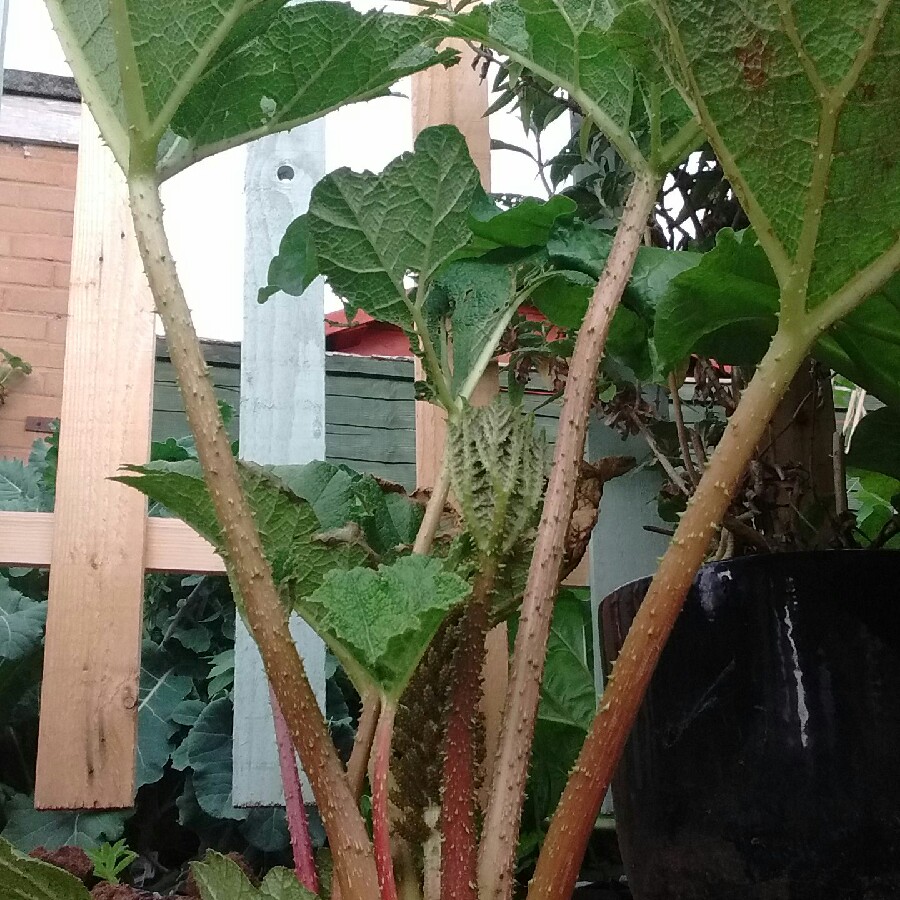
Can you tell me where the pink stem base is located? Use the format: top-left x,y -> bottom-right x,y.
270,685 -> 319,894
370,702 -> 398,900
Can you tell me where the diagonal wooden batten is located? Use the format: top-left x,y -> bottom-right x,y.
0,512 -> 225,574
34,108 -> 157,810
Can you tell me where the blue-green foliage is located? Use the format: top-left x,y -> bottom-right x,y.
0,425 -> 358,882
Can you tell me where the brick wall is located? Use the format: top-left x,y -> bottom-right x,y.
0,140 -> 76,458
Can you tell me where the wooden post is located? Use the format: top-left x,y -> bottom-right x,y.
35,110 -> 156,809
411,48 -> 508,794
232,124 -> 328,806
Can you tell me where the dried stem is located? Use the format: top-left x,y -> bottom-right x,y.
833,432 -> 848,519
632,413 -> 691,497
528,328 -> 810,900
477,173 -> 659,900
270,687 -> 319,894
347,691 -> 381,802
669,373 -> 699,485
414,460 -> 452,555
127,173 -> 379,900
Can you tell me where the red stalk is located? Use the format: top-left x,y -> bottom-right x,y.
370,701 -> 399,900
270,686 -> 319,894
440,580 -> 491,900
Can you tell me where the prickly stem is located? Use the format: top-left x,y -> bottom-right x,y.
126,172 -> 379,900
478,173 -> 659,900
528,329 -> 810,900
440,564 -> 494,900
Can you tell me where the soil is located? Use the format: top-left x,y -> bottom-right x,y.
90,886 -> 188,900
30,845 -> 94,883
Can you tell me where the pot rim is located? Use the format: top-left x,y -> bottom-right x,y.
601,547 -> 900,605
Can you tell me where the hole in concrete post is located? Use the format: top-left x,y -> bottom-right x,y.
276,164 -> 295,182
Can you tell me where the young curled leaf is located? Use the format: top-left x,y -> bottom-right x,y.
448,397 -> 546,558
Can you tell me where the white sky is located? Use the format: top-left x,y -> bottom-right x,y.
5,0 -> 568,340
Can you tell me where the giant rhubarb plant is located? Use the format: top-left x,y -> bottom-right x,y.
38,0 -> 900,898
522,2 -> 900,897
41,2 -> 457,897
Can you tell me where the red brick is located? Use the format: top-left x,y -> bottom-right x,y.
45,315 -> 68,344
39,370 -> 65,397
1,285 -> 71,315
52,264 -> 72,289
1,338 -> 66,369
0,445 -> 31,461
0,311 -> 48,340
0,205 -> 71,236
9,234 -> 73,262
0,142 -> 76,164
0,183 -> 20,207
18,183 -> 75,213
0,153 -> 78,190
0,389 -> 63,420
0,258 -> 55,287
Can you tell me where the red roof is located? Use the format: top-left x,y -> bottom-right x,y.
324,306 -> 555,357
325,309 -> 413,357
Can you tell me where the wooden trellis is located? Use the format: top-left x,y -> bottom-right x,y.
0,47 -> 495,808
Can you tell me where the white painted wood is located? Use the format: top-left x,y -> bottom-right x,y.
232,122 -> 327,807
0,0 -> 9,103
588,391 -> 669,815
0,93 -> 80,145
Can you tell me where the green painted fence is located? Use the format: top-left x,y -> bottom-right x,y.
154,339 -> 565,491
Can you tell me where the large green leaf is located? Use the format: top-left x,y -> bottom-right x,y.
258,214 -> 318,304
303,556 -> 470,699
45,0 -> 453,177
515,591 -> 595,830
129,0 -> 284,126
192,851 -> 317,900
0,575 -> 46,662
451,1 -> 636,160
135,641 -> 194,788
466,191 -> 577,251
239,807 -> 290,853
847,469 -> 899,546
537,592 -> 595,731
654,0 -> 900,307
545,222 -> 701,320
652,229 -> 780,374
450,0 -> 696,172
653,229 -> 900,407
0,794 -> 125,853
307,125 -> 481,330
0,837 -> 90,900
166,5 -> 456,176
0,459 -> 45,512
427,260 -> 521,395
848,408 -> 900,482
272,461 -> 423,557
115,460 -> 369,607
179,699 -> 247,821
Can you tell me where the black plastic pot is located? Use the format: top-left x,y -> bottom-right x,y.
601,550 -> 900,900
